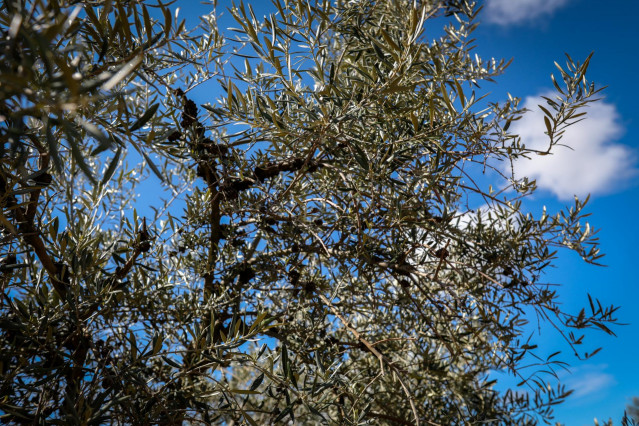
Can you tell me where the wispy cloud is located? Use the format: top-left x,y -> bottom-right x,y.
509,94 -> 635,200
562,364 -> 616,400
483,0 -> 571,25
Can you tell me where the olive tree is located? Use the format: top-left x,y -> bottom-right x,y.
0,0 -> 621,424
625,397 -> 639,424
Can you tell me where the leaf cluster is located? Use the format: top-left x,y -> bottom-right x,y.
0,0 -> 623,425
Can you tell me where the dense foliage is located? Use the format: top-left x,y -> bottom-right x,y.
0,0 -> 623,424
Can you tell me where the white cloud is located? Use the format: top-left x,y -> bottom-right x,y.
509,94 -> 635,200
483,0 -> 571,25
562,364 -> 616,399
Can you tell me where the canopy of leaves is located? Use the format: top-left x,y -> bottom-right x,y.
0,0 -> 621,424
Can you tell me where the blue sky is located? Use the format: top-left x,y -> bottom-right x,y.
159,0 -> 638,423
